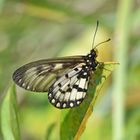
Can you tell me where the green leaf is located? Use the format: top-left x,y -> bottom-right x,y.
1,85 -> 20,140
45,123 -> 56,140
60,62 -> 119,140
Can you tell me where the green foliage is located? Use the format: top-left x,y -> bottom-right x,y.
126,109 -> 140,140
0,0 -> 140,140
1,85 -> 20,140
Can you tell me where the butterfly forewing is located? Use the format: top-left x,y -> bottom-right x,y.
13,56 -> 85,92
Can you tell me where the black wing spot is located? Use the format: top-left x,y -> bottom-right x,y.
67,84 -> 70,87
73,84 -> 78,89
58,83 -> 62,87
59,89 -> 65,94
78,87 -> 87,92
67,88 -> 72,92
74,68 -> 79,71
65,74 -> 69,78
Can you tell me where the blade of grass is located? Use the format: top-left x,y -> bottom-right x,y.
1,85 -> 20,140
61,62 -> 119,140
112,0 -> 133,140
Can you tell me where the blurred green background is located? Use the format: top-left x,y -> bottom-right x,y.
0,0 -> 140,140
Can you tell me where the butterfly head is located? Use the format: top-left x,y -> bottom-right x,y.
88,21 -> 110,70
90,48 -> 98,58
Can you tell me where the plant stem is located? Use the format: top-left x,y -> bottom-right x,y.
112,0 -> 133,140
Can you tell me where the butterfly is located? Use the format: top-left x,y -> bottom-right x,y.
12,21 -> 110,109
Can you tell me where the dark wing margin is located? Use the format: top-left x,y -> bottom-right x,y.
12,56 -> 85,92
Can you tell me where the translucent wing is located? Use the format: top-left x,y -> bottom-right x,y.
12,56 -> 85,92
48,64 -> 90,109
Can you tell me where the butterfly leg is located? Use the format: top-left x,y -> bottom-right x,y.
98,62 -> 112,72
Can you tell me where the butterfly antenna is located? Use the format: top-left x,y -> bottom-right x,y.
92,20 -> 99,49
94,38 -> 111,49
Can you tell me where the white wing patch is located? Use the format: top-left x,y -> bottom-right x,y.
48,65 -> 90,109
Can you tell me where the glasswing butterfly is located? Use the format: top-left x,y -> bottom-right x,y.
12,21 -> 110,109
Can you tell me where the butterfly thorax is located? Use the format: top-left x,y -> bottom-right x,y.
84,49 -> 98,71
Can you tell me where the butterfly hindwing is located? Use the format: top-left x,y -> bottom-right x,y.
12,56 -> 84,92
48,64 -> 90,109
